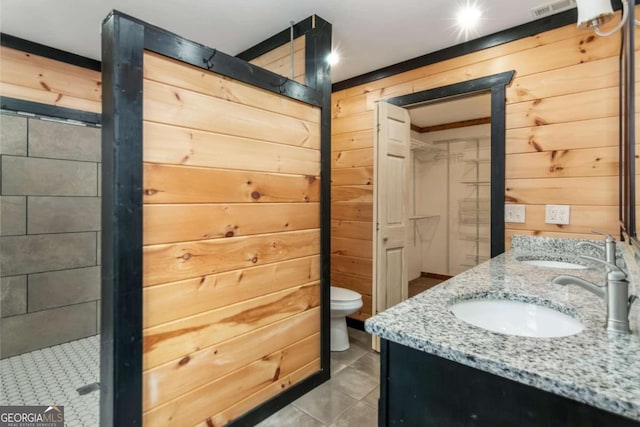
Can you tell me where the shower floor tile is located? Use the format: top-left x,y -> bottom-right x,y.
0,335 -> 100,427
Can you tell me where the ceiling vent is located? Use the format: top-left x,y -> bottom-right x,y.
530,0 -> 577,18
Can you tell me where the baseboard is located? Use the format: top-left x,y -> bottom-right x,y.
420,272 -> 453,281
346,317 -> 365,331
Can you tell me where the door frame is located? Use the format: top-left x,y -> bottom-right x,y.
101,10 -> 332,427
382,71 -> 515,257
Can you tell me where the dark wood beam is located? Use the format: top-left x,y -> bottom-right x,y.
413,116 -> 491,133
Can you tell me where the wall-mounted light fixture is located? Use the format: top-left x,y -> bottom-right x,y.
576,0 -> 629,36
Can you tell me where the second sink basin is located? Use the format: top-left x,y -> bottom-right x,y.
450,299 -> 584,338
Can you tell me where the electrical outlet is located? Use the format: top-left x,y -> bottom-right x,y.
505,204 -> 526,223
545,205 -> 570,225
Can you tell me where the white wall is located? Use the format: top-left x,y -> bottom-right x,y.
408,124 -> 491,277
407,131 -> 425,280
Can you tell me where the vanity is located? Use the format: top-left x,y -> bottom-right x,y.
365,236 -> 640,426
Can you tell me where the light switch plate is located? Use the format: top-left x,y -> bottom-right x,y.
505,204 -> 526,223
545,205 -> 570,225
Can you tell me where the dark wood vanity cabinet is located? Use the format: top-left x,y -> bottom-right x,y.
378,339 -> 640,427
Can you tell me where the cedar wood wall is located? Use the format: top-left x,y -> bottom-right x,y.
0,45 -> 101,112
140,51 -> 321,426
331,14 -> 640,322
249,35 -> 307,85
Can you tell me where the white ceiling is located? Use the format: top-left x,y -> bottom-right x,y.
0,0 -> 574,83
409,93 -> 492,128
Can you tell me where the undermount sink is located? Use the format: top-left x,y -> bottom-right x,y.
517,259 -> 588,270
450,299 -> 584,338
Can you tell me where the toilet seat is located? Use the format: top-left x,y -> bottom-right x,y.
331,286 -> 361,302
331,300 -> 362,310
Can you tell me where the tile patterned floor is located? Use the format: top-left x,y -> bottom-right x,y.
0,335 -> 100,427
257,328 -> 380,427
0,329 -> 378,427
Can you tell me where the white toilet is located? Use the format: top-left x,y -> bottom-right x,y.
330,286 -> 363,351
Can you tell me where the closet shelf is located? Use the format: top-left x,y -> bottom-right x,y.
460,180 -> 491,185
459,208 -> 490,214
458,235 -> 490,243
460,218 -> 490,225
464,158 -> 490,164
409,214 -> 440,220
411,215 -> 441,244
410,138 -> 434,151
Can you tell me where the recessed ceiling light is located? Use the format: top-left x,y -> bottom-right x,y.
457,4 -> 482,30
327,51 -> 340,66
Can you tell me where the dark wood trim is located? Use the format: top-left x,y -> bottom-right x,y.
332,0 -> 633,92
630,4 -> 636,239
385,71 -> 513,258
490,83 -> 507,257
346,317 -> 365,331
303,13 -> 333,380
304,15 -> 322,89
235,16 -> 314,62
1,33 -> 101,71
100,10 -> 332,427
420,272 -> 453,281
229,370 -> 329,426
386,71 -> 514,108
142,24 -> 322,107
100,12 -> 144,427
0,97 -> 101,124
413,117 -> 491,134
379,339 -> 390,427
620,29 -> 625,237
624,4 -> 637,242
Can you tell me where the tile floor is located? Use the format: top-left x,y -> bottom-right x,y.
257,328 -> 379,427
0,329 -> 378,427
0,335 -> 100,427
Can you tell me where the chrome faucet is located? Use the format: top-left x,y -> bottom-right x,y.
552,233 -> 637,334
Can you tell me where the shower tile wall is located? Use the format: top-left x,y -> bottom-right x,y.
0,113 -> 101,358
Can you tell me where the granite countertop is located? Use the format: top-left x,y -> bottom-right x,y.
365,236 -> 640,421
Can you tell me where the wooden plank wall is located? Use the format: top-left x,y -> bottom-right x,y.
0,33 -> 302,113
331,14 -> 636,321
141,51 -> 321,427
0,46 -> 101,113
249,36 -> 306,85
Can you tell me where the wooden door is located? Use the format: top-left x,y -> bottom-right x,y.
374,102 -> 410,318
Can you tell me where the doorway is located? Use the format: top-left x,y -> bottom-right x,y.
406,93 -> 491,296
372,71 -> 513,317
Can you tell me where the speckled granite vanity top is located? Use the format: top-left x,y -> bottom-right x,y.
365,236 -> 640,421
